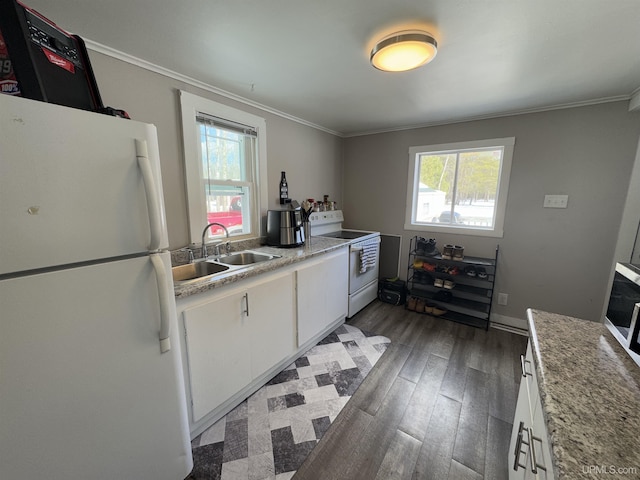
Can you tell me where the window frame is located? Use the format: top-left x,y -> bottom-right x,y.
404,137 -> 515,238
179,90 -> 268,244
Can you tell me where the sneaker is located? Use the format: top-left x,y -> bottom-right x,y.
465,266 -> 477,277
444,280 -> 455,289
434,278 -> 444,288
453,245 -> 464,260
442,244 -> 454,260
477,267 -> 488,279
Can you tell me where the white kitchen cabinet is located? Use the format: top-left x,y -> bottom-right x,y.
296,248 -> 349,347
509,340 -> 555,480
247,272 -> 296,379
180,269 -> 295,424
183,286 -> 252,422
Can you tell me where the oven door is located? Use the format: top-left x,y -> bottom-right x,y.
349,238 -> 380,294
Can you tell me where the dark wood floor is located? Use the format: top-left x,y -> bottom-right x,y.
294,300 -> 527,480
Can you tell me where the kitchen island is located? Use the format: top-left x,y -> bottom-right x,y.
525,309 -> 640,479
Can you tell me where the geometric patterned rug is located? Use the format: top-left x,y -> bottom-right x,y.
186,324 -> 390,480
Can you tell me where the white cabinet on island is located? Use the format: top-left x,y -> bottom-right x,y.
509,341 -> 554,480
513,308 -> 640,480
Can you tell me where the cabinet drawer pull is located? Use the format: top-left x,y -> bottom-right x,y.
528,427 -> 547,474
520,354 -> 532,377
513,421 -> 527,471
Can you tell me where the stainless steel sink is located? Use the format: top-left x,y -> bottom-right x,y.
172,261 -> 229,283
216,251 -> 280,266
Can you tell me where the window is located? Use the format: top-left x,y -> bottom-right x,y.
180,91 -> 267,244
405,137 -> 514,237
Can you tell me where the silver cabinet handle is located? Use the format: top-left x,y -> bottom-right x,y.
243,293 -> 250,317
513,421 -> 527,471
528,428 -> 547,474
520,354 -> 532,377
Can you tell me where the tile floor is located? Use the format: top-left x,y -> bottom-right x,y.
187,324 -> 390,480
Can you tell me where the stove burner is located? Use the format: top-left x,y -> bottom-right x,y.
317,230 -> 371,240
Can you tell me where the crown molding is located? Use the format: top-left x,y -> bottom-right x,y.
84,39 -> 342,137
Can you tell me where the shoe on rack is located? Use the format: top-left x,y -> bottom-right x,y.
465,266 -> 477,277
425,303 -> 435,314
415,298 -> 426,313
432,306 -> 448,316
407,296 -> 417,311
453,245 -> 464,261
423,262 -> 436,272
444,280 -> 455,290
442,244 -> 454,260
434,278 -> 444,288
477,267 -> 488,279
418,237 -> 439,257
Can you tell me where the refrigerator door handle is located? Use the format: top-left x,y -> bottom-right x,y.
150,253 -> 172,353
136,139 -> 163,252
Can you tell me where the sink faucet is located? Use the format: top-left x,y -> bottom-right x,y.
201,222 -> 230,258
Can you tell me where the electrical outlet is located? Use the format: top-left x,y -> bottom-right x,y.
543,194 -> 569,208
498,293 -> 509,306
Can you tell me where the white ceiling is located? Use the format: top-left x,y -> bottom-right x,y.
25,0 -> 640,136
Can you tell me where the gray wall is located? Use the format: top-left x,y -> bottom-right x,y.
90,49 -> 640,324
342,103 -> 640,323
89,52 -> 343,249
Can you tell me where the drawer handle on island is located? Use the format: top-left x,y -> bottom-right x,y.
513,421 -> 528,471
520,354 -> 533,377
528,427 -> 547,474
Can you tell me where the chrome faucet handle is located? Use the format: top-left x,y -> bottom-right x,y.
214,244 -> 221,257
180,247 -> 195,264
225,242 -> 231,255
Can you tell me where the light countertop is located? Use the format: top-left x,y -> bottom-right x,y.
173,236 -> 349,299
527,309 -> 640,479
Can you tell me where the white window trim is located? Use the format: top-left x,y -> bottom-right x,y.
404,137 -> 515,238
179,90 -> 268,244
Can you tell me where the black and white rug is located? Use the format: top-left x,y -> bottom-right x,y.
187,324 -> 390,480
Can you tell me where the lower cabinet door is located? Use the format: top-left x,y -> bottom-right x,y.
248,270 -> 296,379
183,286 -> 251,422
297,248 -> 348,347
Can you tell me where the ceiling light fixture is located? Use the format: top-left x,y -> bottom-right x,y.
370,30 -> 438,72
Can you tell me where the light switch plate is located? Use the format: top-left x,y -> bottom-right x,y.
543,194 -> 568,208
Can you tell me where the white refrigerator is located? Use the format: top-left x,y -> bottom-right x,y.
0,94 -> 193,479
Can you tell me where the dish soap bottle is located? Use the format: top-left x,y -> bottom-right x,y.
279,171 -> 289,204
